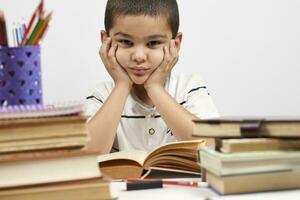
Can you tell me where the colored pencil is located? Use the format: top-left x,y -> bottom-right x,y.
21,0 -> 44,45
31,12 -> 52,45
25,14 -> 44,45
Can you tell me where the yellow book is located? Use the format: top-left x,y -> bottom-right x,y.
0,135 -> 89,153
0,144 -> 101,189
0,177 -> 115,200
207,170 -> 300,194
0,116 -> 88,141
215,138 -> 300,153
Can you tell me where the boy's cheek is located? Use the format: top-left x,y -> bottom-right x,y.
152,49 -> 164,65
143,49 -> 164,70
115,48 -> 127,67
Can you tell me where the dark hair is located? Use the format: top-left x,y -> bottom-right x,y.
104,0 -> 179,38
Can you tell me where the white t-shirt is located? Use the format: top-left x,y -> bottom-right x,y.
86,73 -> 219,152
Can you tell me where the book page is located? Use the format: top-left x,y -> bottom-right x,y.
145,140 -> 205,162
97,150 -> 148,166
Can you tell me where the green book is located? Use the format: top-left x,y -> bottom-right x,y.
199,146 -> 300,176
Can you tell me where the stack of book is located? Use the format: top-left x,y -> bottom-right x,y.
0,103 -> 114,200
193,117 -> 300,194
0,103 -> 89,153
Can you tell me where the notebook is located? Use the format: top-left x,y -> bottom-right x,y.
0,102 -> 86,120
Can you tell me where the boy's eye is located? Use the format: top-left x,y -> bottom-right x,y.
147,41 -> 162,47
118,39 -> 133,46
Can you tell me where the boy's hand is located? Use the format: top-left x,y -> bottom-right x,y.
99,38 -> 133,90
144,40 -> 178,91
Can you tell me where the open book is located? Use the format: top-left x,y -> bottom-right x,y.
97,140 -> 205,179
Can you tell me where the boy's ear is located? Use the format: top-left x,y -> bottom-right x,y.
100,30 -> 109,43
174,32 -> 183,51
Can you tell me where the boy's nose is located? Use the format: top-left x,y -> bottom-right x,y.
131,47 -> 147,64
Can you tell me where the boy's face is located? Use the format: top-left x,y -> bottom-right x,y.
102,15 -> 182,85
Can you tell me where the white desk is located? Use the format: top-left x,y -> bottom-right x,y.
110,181 -> 300,200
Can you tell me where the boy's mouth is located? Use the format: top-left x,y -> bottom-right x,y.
128,67 -> 149,76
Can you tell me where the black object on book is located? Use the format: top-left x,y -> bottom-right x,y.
126,180 -> 163,191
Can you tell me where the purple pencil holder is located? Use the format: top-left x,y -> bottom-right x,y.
0,46 -> 43,106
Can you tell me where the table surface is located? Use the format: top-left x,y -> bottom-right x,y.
110,178 -> 300,200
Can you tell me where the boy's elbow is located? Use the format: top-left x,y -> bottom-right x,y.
98,149 -> 111,155
86,122 -> 112,155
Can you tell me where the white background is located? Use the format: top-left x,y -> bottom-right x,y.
1,0 -> 300,116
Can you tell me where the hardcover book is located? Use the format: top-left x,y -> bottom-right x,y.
193,117 -> 300,138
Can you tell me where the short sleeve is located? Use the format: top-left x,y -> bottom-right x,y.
86,81 -> 114,120
182,74 -> 219,119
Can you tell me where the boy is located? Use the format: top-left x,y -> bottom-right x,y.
87,0 -> 219,154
